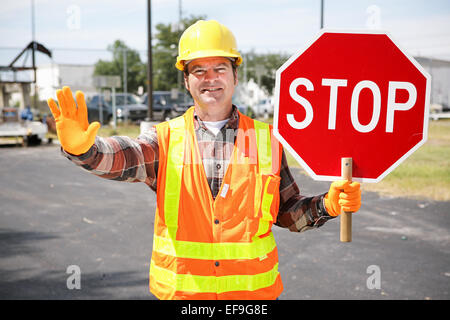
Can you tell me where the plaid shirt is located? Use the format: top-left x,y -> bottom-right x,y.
63,106 -> 334,232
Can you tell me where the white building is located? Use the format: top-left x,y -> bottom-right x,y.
415,57 -> 450,111
36,63 -> 96,100
234,78 -> 272,116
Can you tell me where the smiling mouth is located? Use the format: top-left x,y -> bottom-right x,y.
201,88 -> 222,93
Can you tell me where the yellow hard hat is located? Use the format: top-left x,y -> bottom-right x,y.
175,20 -> 243,71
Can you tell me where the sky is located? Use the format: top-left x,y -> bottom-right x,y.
1,0 -> 450,67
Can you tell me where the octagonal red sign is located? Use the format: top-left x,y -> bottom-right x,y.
273,30 -> 431,183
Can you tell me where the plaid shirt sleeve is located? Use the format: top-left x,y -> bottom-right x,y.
61,126 -> 159,191
275,150 -> 336,232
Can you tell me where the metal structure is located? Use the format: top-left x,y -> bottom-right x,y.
0,41 -> 52,108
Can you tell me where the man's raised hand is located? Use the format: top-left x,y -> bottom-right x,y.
47,86 -> 100,155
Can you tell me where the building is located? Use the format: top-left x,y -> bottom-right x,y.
415,57 -> 450,111
36,63 -> 96,100
234,78 -> 271,115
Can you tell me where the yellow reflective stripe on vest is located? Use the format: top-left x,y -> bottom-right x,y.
254,121 -> 272,175
253,121 -> 275,238
151,260 -> 279,293
254,177 -> 275,238
154,232 -> 276,260
164,116 -> 186,237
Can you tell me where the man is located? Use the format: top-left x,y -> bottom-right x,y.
47,20 -> 361,300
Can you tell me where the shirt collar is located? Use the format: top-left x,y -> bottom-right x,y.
193,105 -> 240,131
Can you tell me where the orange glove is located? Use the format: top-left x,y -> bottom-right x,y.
47,86 -> 100,155
324,180 -> 361,217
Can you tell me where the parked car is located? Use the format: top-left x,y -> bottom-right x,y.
86,95 -> 112,125
141,91 -> 178,121
87,93 -> 148,123
172,92 -> 194,115
443,102 -> 450,112
114,93 -> 148,122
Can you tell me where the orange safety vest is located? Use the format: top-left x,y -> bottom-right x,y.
150,107 -> 283,300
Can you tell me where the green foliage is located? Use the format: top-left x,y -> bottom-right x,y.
94,40 -> 146,93
94,16 -> 290,95
238,51 -> 290,95
153,14 -> 206,91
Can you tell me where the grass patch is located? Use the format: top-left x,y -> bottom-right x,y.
362,120 -> 450,201
97,123 -> 142,138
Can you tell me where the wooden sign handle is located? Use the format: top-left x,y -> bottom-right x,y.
340,158 -> 352,242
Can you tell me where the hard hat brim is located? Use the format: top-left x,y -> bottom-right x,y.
176,49 -> 243,71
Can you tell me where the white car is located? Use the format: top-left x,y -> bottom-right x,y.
254,98 -> 274,117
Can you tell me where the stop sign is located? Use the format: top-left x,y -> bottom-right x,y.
274,30 -> 430,183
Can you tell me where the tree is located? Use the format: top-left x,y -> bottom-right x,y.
238,51 -> 290,95
94,40 -> 146,93
153,17 -> 290,95
152,14 -> 206,91
94,17 -> 289,96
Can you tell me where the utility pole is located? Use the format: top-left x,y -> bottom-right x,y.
177,0 -> 182,90
179,0 -> 182,25
243,53 -> 247,84
31,0 -> 37,109
123,48 -> 128,122
123,49 -> 127,96
146,0 -> 153,120
320,0 -> 324,29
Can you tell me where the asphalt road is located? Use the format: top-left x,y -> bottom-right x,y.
0,143 -> 449,300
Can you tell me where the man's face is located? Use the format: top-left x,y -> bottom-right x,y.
184,56 -> 237,112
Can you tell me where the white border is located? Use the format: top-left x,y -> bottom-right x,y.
273,28 -> 431,183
